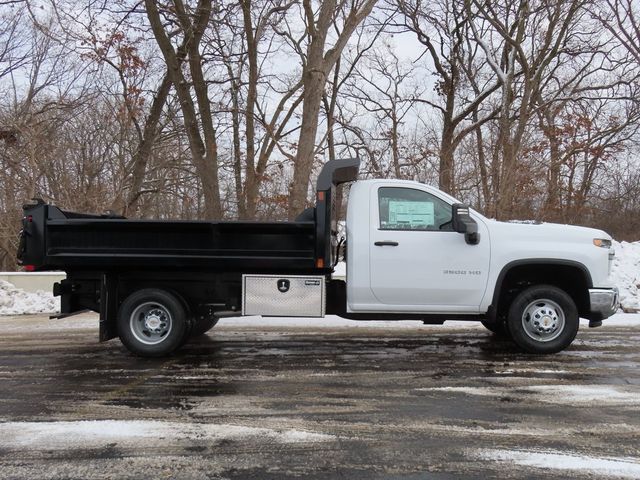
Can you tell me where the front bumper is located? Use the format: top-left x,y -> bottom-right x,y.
587,287 -> 619,326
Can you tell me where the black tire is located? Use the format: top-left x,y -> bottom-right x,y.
506,285 -> 579,354
117,288 -> 189,357
481,319 -> 511,337
190,317 -> 219,337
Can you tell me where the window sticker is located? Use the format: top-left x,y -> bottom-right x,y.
387,200 -> 434,228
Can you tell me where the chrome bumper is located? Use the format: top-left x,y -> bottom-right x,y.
588,287 -> 619,321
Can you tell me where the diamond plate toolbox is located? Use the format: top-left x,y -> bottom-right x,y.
242,274 -> 325,317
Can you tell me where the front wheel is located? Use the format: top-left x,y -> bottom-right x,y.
507,285 -> 579,354
117,288 -> 189,357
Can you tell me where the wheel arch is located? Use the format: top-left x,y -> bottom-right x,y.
490,259 -> 593,319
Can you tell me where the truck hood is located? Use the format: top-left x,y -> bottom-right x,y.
478,218 -> 614,288
483,219 -> 611,243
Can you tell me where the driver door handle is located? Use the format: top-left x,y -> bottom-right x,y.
374,241 -> 399,247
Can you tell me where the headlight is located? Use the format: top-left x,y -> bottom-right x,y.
593,238 -> 612,248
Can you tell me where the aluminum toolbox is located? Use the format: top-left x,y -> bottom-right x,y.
242,274 -> 325,317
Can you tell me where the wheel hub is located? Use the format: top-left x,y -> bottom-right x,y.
145,315 -> 162,332
531,307 -> 558,333
141,308 -> 168,334
129,303 -> 173,346
522,299 -> 565,342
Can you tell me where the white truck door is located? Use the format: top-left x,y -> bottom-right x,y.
369,185 -> 490,313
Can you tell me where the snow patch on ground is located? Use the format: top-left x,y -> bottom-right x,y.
599,313 -> 640,326
519,385 -> 640,403
478,449 -> 640,479
418,384 -> 640,405
0,280 -> 59,315
433,422 -> 638,438
0,313 -> 97,332
0,420 -> 334,450
612,240 -> 640,312
491,368 -> 570,375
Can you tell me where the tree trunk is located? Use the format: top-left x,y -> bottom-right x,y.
288,68 -> 326,218
145,0 -> 221,219
541,112 -> 562,222
439,120 -> 455,194
241,0 -> 260,219
121,73 -> 172,216
229,73 -> 245,218
473,109 -> 490,212
287,0 -> 376,219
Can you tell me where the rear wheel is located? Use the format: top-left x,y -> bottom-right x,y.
506,285 -> 579,354
117,288 -> 188,357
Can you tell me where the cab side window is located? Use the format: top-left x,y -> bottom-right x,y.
378,187 -> 453,231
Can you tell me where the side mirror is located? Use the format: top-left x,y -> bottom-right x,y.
452,203 -> 480,245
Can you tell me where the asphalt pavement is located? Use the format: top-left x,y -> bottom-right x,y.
0,313 -> 639,479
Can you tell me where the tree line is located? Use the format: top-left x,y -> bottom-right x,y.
1,0 -> 639,270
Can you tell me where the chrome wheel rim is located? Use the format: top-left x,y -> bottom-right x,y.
129,302 -> 172,345
521,298 -> 565,342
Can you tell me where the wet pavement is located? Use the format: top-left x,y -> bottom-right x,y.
0,313 -> 639,479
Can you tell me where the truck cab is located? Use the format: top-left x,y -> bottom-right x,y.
343,177 -> 618,350
346,179 -> 491,314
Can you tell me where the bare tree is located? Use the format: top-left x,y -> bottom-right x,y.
145,0 -> 222,219
396,0 -> 501,194
598,0 -> 640,64
287,0 -> 377,219
23,0 -> 180,216
466,0 -> 593,218
345,44 -> 419,177
85,30 -> 175,215
0,7 -> 94,269
239,0 -> 303,219
3,0 -> 640,271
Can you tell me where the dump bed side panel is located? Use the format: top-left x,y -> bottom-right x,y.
19,204 -> 317,272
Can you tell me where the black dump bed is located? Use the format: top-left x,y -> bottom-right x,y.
17,158 -> 359,274
19,205 -> 316,272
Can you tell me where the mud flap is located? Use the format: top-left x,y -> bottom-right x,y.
99,273 -> 119,342
51,279 -> 88,320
